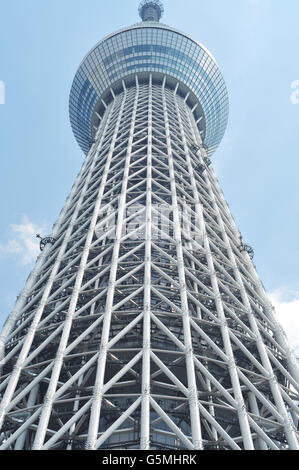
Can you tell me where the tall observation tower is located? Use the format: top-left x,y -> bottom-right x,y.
0,0 -> 298,451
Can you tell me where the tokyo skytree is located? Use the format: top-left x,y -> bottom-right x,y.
0,0 -> 298,451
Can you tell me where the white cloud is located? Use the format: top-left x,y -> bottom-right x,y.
0,215 -> 47,265
268,289 -> 299,357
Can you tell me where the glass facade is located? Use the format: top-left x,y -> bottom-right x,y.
69,21 -> 229,156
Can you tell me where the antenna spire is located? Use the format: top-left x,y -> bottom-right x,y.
138,0 -> 164,22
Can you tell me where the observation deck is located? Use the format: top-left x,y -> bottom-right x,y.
69,1 -> 229,157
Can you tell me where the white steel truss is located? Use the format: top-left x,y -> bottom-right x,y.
0,74 -> 298,451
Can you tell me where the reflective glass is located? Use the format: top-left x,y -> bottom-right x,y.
69,22 -> 229,156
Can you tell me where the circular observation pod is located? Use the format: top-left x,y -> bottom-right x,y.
69,22 -> 229,158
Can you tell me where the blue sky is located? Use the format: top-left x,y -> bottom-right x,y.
0,0 -> 298,353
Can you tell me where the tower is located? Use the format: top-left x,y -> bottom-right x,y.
0,0 -> 298,450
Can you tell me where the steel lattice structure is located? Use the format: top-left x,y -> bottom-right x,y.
0,1 -> 298,451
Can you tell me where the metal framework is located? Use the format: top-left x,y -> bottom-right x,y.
36,235 -> 57,253
0,1 -> 298,451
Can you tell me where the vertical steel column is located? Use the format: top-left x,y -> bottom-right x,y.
248,392 -> 268,450
66,362 -> 85,450
14,385 -> 39,450
140,74 -> 152,450
173,93 -> 219,442
162,77 -> 203,450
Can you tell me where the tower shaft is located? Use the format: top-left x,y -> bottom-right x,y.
0,74 -> 298,450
